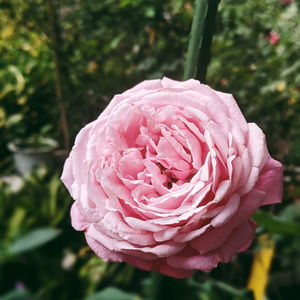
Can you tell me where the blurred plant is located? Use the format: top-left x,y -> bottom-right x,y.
86,287 -> 139,300
0,170 -> 69,262
0,3 -> 55,165
209,0 -> 300,166
189,278 -> 254,300
0,170 -> 73,298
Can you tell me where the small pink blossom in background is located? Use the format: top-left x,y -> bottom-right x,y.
15,281 -> 26,291
61,78 -> 283,278
268,30 -> 280,45
280,0 -> 293,5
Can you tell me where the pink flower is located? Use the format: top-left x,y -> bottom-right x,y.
268,30 -> 280,45
280,0 -> 292,5
61,78 -> 283,278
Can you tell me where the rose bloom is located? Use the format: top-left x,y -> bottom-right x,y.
61,78 -> 283,278
280,0 -> 292,5
268,30 -> 280,45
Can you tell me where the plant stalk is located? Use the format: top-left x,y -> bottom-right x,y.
47,0 -> 70,150
196,0 -> 220,82
149,272 -> 164,300
183,0 -> 220,82
149,272 -> 192,300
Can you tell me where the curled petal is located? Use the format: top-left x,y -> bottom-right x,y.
167,252 -> 220,272
70,203 -> 89,231
211,194 -> 240,228
220,221 -> 256,262
255,158 -> 283,205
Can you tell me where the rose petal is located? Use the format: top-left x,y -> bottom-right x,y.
216,91 -> 248,134
247,123 -> 268,169
211,194 -> 240,227
70,203 -> 89,231
220,221 -> 256,262
167,252 -> 220,272
255,158 -> 283,205
85,234 -> 124,262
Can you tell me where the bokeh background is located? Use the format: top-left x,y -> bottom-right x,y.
0,0 -> 300,299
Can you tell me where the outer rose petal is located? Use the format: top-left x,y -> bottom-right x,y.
61,157 -> 74,196
255,158 -> 283,205
61,77 -> 283,278
167,252 -> 220,272
216,91 -> 248,134
85,234 -> 124,262
219,221 -> 256,262
190,189 -> 265,254
247,123 -> 269,169
70,203 -> 89,231
161,77 -> 201,91
124,256 -> 193,279
69,122 -> 94,185
124,79 -> 162,95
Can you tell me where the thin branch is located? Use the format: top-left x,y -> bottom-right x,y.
47,0 -> 70,150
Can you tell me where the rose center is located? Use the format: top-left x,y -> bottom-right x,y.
156,162 -> 196,189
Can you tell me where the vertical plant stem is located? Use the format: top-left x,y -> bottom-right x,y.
149,272 -> 192,300
183,0 -> 208,80
47,0 -> 70,150
196,0 -> 220,82
149,272 -> 164,300
183,0 -> 220,82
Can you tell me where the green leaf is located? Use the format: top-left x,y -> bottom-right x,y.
212,281 -> 254,300
189,279 -> 254,300
7,227 -> 61,256
86,287 -> 137,300
280,203 -> 300,221
7,65 -> 25,94
7,207 -> 26,239
48,175 -> 61,217
144,7 -> 155,18
253,210 -> 300,236
0,290 -> 37,300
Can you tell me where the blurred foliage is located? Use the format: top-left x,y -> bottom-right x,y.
0,0 -> 191,165
0,0 -> 300,299
209,0 -> 300,165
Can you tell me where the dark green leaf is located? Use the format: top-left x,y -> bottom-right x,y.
86,287 -> 137,300
7,227 -> 61,256
0,290 -> 37,300
253,210 -> 300,236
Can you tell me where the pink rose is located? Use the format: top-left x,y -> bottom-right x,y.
280,0 -> 292,5
268,30 -> 280,45
61,78 -> 283,278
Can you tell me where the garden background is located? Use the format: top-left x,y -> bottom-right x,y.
0,0 -> 300,299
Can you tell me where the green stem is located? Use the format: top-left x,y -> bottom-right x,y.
149,272 -> 192,300
183,0 -> 220,82
183,0 -> 208,80
197,0 -> 220,82
149,272 -> 164,300
47,0 -> 70,150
